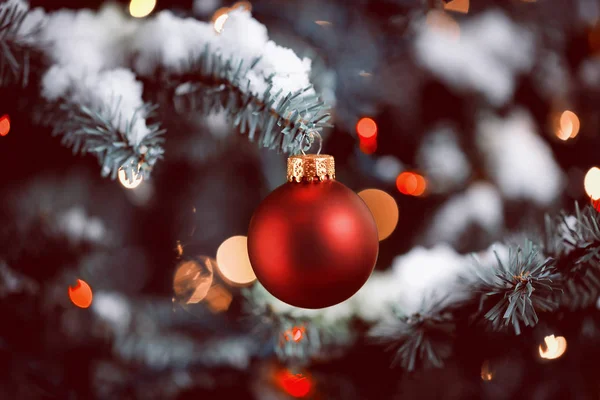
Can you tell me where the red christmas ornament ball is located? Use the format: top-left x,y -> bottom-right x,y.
248,172 -> 379,309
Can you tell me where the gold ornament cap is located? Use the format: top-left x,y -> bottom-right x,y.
287,154 -> 335,183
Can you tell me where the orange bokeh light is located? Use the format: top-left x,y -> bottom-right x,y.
480,360 -> 493,381
539,335 -> 567,360
274,369 -> 313,398
68,279 -> 93,308
0,114 -> 10,136
358,189 -> 399,241
443,0 -> 469,14
204,284 -> 233,313
555,110 -> 580,140
396,172 -> 427,196
356,117 -> 378,139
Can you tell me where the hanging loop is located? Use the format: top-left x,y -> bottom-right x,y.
300,130 -> 323,155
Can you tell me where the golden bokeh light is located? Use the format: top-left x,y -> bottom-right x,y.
0,114 -> 10,136
118,168 -> 143,189
560,110 -> 580,139
204,283 -> 233,313
173,257 -> 215,305
584,167 -> 600,200
358,189 -> 399,241
443,0 -> 469,14
396,172 -> 427,196
480,360 -> 493,381
356,117 -> 377,139
129,0 -> 156,18
426,10 -> 460,39
539,334 -> 567,360
216,235 -> 257,286
214,13 -> 229,33
68,279 -> 93,309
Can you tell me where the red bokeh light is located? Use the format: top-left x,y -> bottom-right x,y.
396,172 -> 427,196
282,326 -> 306,343
68,279 -> 93,308
275,369 -> 313,398
359,135 -> 377,154
356,117 -> 377,139
0,114 -> 10,136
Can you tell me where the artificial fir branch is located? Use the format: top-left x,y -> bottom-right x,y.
165,46 -> 331,154
474,242 -> 560,335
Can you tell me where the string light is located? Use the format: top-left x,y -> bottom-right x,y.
215,235 -> 257,286
129,0 -> 156,18
358,189 -> 399,241
68,279 -> 93,308
396,172 -> 427,196
584,167 -> 600,200
539,335 -> 567,360
0,114 -> 10,136
118,168 -> 143,189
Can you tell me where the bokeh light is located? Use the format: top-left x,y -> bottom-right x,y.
0,114 -> 10,136
118,168 -> 143,189
129,0 -> 156,18
68,279 -> 93,308
555,110 -> 580,140
584,167 -> 600,200
204,283 -> 233,313
359,136 -> 377,154
231,1 -> 252,12
274,368 -> 313,398
480,360 -> 493,381
173,257 -> 215,305
396,172 -> 427,196
443,0 -> 469,14
358,189 -> 399,241
356,117 -> 377,139
539,335 -> 567,360
216,235 -> 257,286
283,326 -> 306,343
212,7 -> 230,33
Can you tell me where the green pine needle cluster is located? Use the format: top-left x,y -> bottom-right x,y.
0,1 -> 38,87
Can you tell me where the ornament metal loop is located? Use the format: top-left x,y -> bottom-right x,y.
300,130 -> 322,156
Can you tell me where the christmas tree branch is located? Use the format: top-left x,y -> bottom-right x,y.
0,0 -> 40,87
168,48 -> 331,154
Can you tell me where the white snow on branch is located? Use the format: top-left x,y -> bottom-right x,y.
477,109 -> 564,206
423,183 -> 503,247
414,11 -> 535,106
42,67 -> 151,145
131,9 -> 314,106
417,126 -> 471,193
37,5 -> 151,145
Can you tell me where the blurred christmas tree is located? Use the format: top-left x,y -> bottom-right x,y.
3,0 -> 600,399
